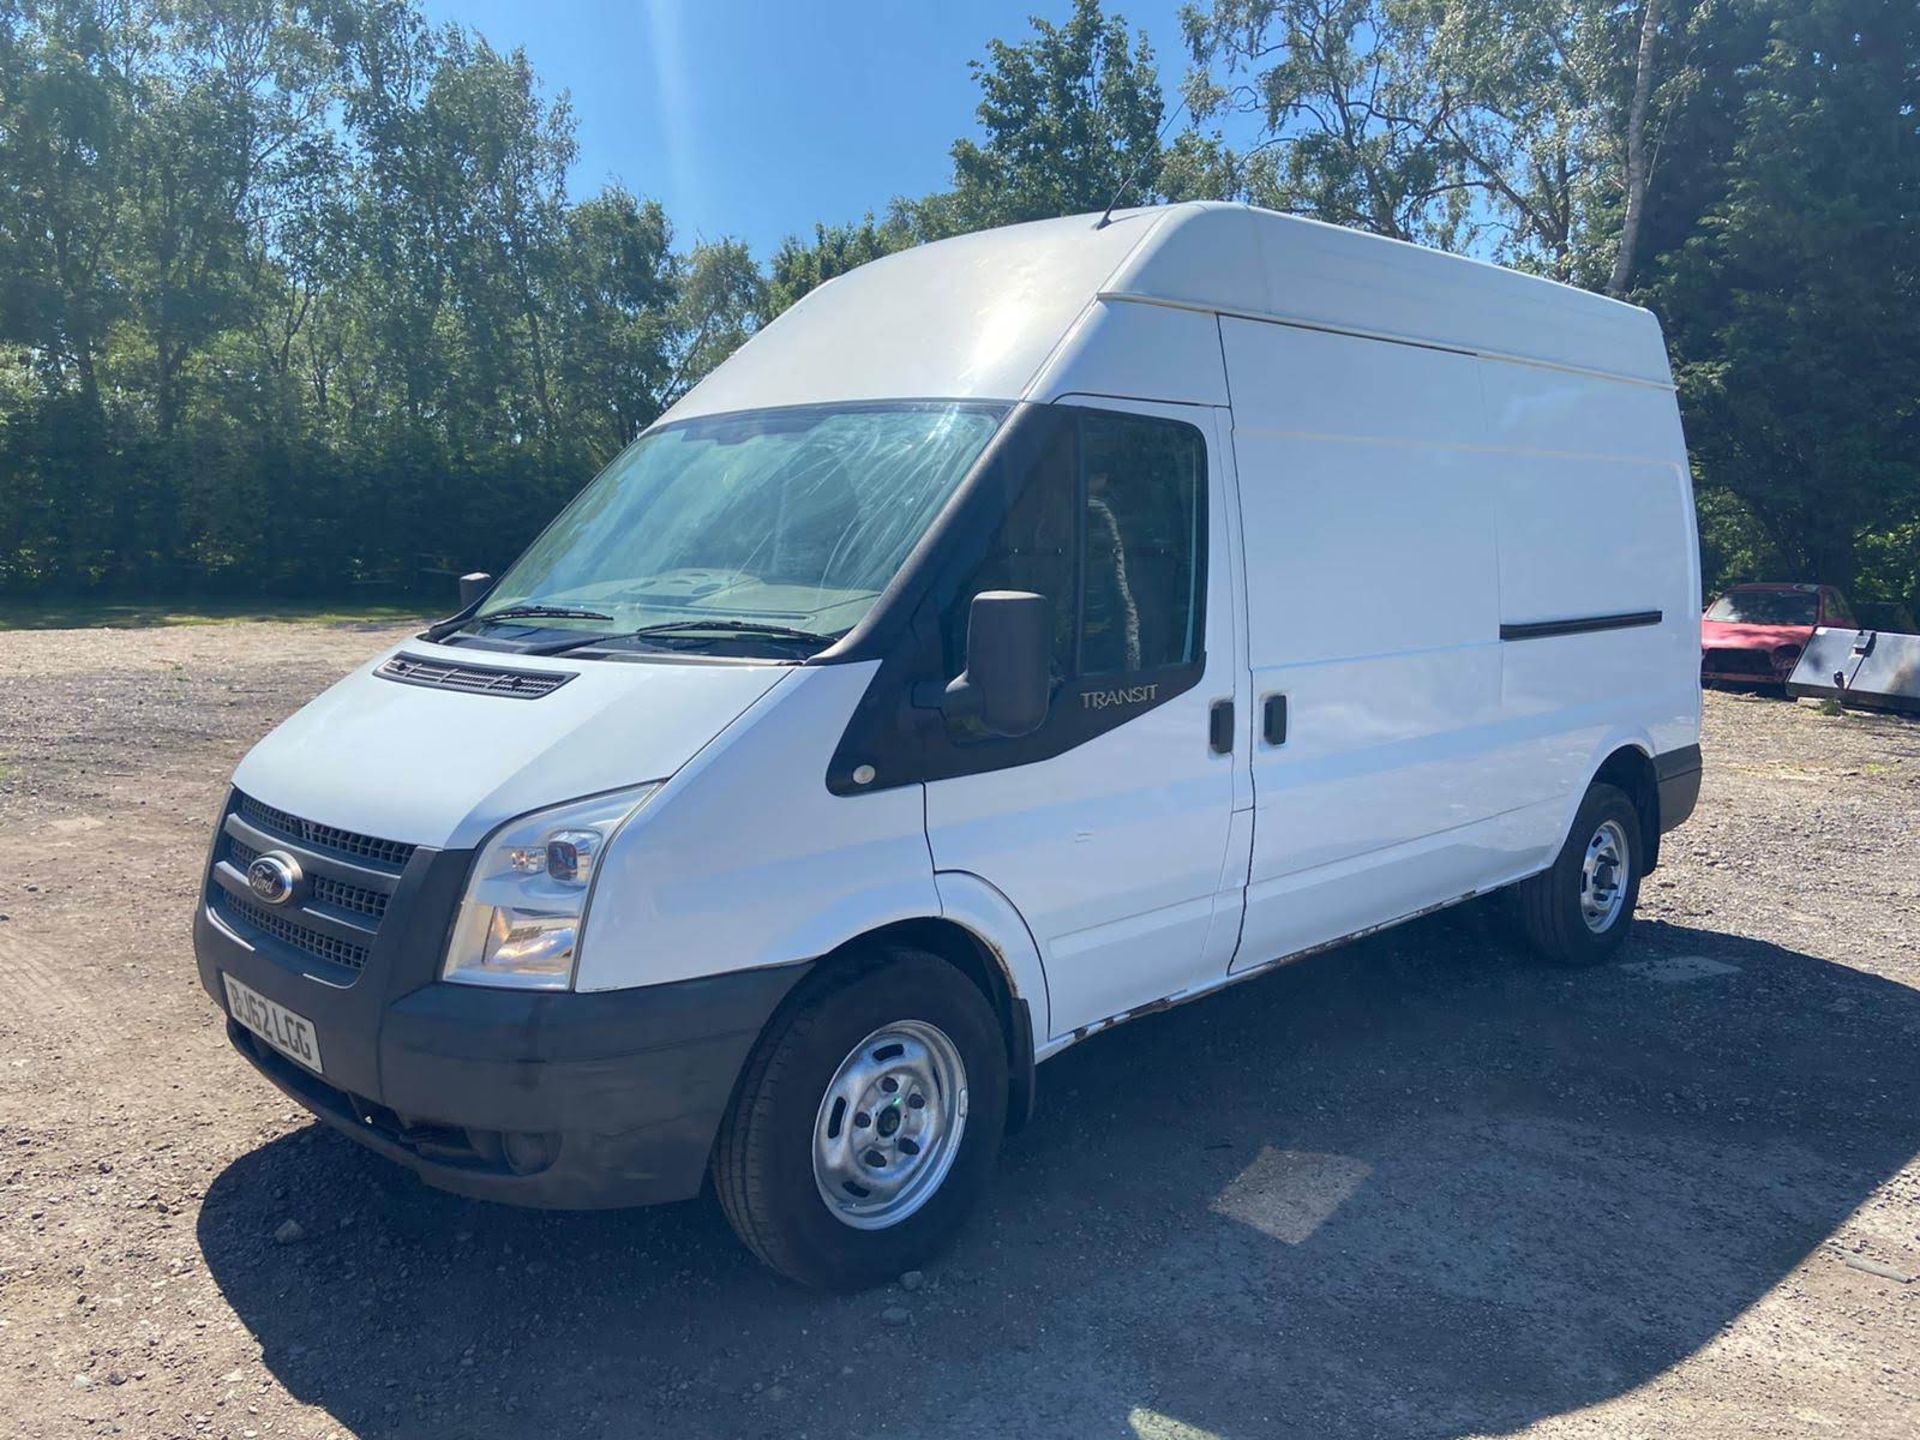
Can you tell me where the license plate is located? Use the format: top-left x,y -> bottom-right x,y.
223,974 -> 324,1076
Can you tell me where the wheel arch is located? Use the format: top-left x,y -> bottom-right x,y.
1589,741 -> 1662,871
753,913 -> 1041,1136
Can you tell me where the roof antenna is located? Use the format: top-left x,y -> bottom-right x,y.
1097,91 -> 1190,229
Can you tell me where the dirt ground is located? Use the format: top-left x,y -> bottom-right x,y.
2,621 -> 1917,1440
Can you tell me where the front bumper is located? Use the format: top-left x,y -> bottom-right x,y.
194,796 -> 807,1209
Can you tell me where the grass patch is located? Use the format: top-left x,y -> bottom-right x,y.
0,599 -> 426,631
1818,697 -> 1845,717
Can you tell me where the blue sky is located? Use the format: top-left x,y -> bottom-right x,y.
416,1 -> 1216,259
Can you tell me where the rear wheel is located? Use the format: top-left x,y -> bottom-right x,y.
712,947 -> 1007,1289
1513,782 -> 1643,966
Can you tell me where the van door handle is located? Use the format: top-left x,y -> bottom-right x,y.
1209,700 -> 1234,754
1263,693 -> 1288,745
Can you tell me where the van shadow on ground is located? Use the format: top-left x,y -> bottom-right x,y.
198,909 -> 1920,1439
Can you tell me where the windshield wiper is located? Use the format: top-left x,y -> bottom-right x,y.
474,603 -> 615,624
628,619 -> 838,643
424,601 -> 618,644
538,618 -> 842,657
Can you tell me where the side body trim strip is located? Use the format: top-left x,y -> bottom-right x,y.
1500,610 -> 1663,642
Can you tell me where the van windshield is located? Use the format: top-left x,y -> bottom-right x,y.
468,403 -> 1004,653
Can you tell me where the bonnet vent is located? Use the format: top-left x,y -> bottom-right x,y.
375,653 -> 575,699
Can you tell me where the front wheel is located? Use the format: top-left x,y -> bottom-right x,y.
712,948 -> 1008,1289
1512,782 -> 1643,966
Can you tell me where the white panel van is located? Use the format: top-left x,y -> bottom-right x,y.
195,204 -> 1703,1288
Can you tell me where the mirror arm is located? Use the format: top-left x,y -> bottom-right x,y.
910,675 -> 984,720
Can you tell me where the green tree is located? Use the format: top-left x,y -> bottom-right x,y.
667,238 -> 766,399
0,0 -> 767,595
0,0 -> 141,415
0,4 -> 109,584
1180,0 -> 1699,281
929,0 -> 1170,233
4,0 -> 1914,613
766,212 -> 916,319
554,187 -> 676,453
1650,0 -> 1919,592
771,0 -> 1199,316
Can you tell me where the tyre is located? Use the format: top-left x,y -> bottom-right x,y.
712,947 -> 1008,1289
1512,782 -> 1643,966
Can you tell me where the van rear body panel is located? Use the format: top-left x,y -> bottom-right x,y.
1218,282 -> 1695,975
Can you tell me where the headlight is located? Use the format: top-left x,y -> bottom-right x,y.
443,783 -> 659,989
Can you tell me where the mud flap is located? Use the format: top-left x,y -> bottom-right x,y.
1786,627 -> 1920,716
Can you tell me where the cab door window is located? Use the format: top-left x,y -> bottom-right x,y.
940,420 -> 1078,683
830,403 -> 1213,792
943,404 -> 1207,708
1078,411 -> 1204,676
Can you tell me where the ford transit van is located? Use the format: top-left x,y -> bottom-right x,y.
195,203 -> 1703,1287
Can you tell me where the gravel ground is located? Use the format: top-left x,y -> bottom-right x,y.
1,622 -> 1917,1440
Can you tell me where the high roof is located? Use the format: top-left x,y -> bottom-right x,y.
665,203 -> 1670,424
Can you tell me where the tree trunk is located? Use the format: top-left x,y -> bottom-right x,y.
72,331 -> 102,417
156,337 -> 180,438
1607,0 -> 1662,298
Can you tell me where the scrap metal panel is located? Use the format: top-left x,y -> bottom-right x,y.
1787,627 -> 1920,716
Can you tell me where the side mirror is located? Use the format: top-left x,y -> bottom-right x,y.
942,591 -> 1052,738
458,572 -> 494,610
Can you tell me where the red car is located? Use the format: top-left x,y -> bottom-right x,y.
1701,582 -> 1857,687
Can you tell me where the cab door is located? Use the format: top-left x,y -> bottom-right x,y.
921,401 -> 1250,1041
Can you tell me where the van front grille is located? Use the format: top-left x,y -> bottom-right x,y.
227,837 -> 390,920
212,793 -> 411,980
238,794 -> 416,870
312,874 -> 390,919
214,890 -> 371,972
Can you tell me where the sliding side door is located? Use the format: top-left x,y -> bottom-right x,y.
1224,317 -> 1521,971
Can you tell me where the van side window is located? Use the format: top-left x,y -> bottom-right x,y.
942,421 -> 1078,681
1079,412 -> 1204,675
942,405 -> 1206,689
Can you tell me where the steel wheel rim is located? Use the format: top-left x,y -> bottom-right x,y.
812,1019 -> 969,1231
1580,818 -> 1630,933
